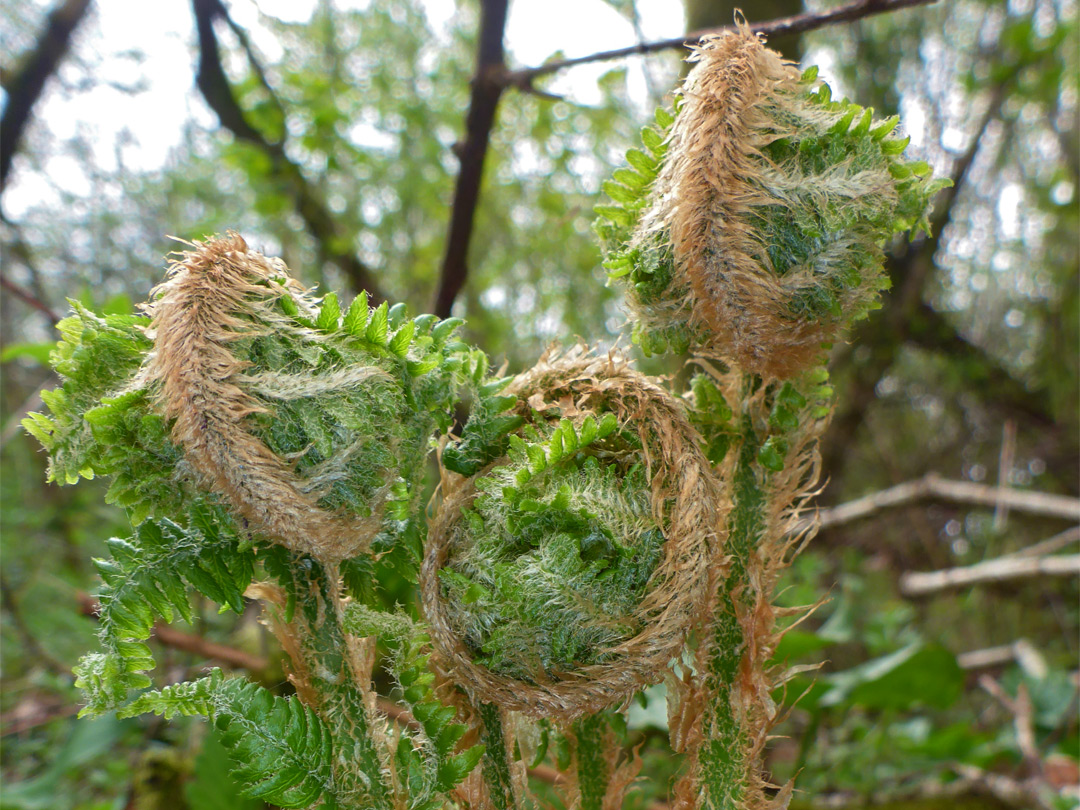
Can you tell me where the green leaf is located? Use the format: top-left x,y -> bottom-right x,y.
388,320 -> 415,357
602,181 -> 638,205
625,148 -> 657,177
123,671 -> 339,808
597,413 -> 618,439
432,317 -> 465,346
436,745 -> 485,791
74,505 -> 255,715
365,301 -> 389,345
1,342 -> 55,365
316,292 -> 340,331
344,292 -> 370,334
186,730 -> 261,810
822,642 -> 964,711
757,436 -> 788,472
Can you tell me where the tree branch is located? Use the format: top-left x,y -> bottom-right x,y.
957,639 -> 1046,674
502,0 -> 938,88
0,274 -> 60,324
900,554 -> 1080,597
0,0 -> 93,192
821,78 -> 1045,483
431,0 -> 509,318
191,0 -> 385,301
816,473 -> 1080,529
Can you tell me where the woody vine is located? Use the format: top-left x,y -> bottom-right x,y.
25,25 -> 946,810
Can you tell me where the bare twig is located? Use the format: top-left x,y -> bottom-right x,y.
0,700 -> 79,736
995,420 -> 1018,531
190,0 -> 384,301
502,0 -> 938,87
816,473 -> 1080,529
78,593 -> 269,672
431,0 -> 509,318
958,639 -> 1047,676
0,274 -> 60,324
980,676 -> 1042,773
0,0 -> 93,191
900,554 -> 1080,597
1005,526 -> 1080,559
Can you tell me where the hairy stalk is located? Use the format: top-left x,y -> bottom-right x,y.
256,553 -> 394,808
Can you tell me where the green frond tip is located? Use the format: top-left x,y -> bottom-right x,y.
21,303 -> 188,522
121,670 -> 341,809
74,503 -> 255,715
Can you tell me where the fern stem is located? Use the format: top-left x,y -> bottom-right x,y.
477,701 -> 518,810
276,556 -> 393,809
698,410 -> 764,809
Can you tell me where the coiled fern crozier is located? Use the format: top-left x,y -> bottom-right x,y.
26,25 -> 945,810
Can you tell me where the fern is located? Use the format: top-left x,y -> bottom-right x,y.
21,304 -> 189,523
121,669 -> 340,808
74,502 -> 256,716
343,605 -> 485,809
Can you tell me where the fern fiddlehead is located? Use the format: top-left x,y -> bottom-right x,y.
24,19 -> 948,810
423,347 -> 723,721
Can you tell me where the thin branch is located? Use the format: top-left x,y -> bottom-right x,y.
1004,526 -> 1080,559
979,676 -> 1042,774
0,274 -> 61,324
821,78 -> 1058,483
899,554 -> 1080,597
958,639 -> 1047,675
78,593 -> 269,672
431,0 -> 510,318
816,473 -> 1080,529
191,0 -> 385,301
0,0 -> 93,192
502,0 -> 938,87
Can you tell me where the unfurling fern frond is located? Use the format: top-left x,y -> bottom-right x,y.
120,669 -> 340,809
598,27 -> 949,373
141,233 -> 476,563
74,502 -> 255,715
425,347 -> 723,721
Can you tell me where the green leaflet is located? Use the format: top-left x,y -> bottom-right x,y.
21,304 -> 187,523
120,670 -> 340,809
73,503 -> 256,716
441,417 -> 662,683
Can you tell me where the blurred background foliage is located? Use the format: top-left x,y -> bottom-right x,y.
0,0 -> 1077,808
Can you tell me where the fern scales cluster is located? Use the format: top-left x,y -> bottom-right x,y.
25,24 -> 946,810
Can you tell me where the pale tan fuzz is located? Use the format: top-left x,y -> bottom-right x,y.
642,27 -> 836,379
143,233 -> 382,563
